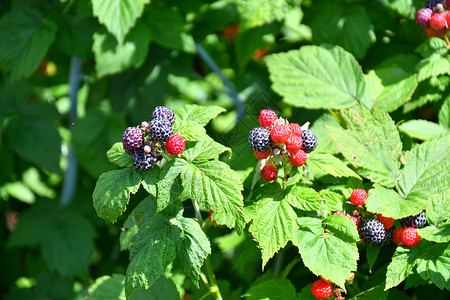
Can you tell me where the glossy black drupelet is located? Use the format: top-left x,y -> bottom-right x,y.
149,118 -> 174,142
301,129 -> 318,153
359,219 -> 387,246
152,106 -> 175,126
426,0 -> 446,9
248,127 -> 272,151
133,149 -> 160,170
381,229 -> 393,246
400,211 -> 427,228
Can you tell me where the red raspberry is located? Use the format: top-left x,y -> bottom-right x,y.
259,109 -> 278,128
415,8 -> 433,28
254,150 -> 271,160
401,227 -> 420,247
285,134 -> 303,153
350,189 -> 367,206
261,164 -> 278,181
289,149 -> 307,166
311,279 -> 332,299
288,123 -> 302,136
424,26 -> 447,37
392,227 -> 405,245
377,214 -> 395,229
429,13 -> 447,30
349,216 -> 360,229
271,125 -> 290,144
446,11 -> 450,26
166,134 -> 186,155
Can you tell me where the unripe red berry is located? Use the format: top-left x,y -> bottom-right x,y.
288,123 -> 302,136
393,227 -> 405,245
350,189 -> 367,206
259,109 -> 278,128
311,279 -> 332,299
377,214 -> 395,229
289,149 -> 307,166
271,125 -> 290,143
429,13 -> 447,30
415,8 -> 433,28
285,134 -> 303,153
254,150 -> 271,160
166,134 -> 186,155
401,227 -> 421,247
261,164 -> 278,181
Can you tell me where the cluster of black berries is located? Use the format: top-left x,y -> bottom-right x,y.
248,109 -> 318,181
415,1 -> 450,38
122,106 -> 183,170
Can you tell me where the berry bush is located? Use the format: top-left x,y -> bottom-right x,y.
0,1 -> 449,300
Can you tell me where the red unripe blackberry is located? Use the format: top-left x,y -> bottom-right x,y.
254,150 -> 271,160
149,118 -> 174,142
122,127 -> 144,155
349,216 -> 360,229
152,106 -> 175,125
416,8 -> 433,28
249,127 -> 273,151
288,123 -> 302,136
261,164 -> 278,181
285,134 -> 303,153
445,11 -> 450,26
429,13 -> 447,30
166,134 -> 185,155
401,227 -> 421,247
350,189 -> 367,206
289,149 -> 307,166
377,214 -> 395,229
259,109 -> 278,128
271,125 -> 290,144
392,227 -> 405,245
311,279 -> 332,299
424,26 -> 447,36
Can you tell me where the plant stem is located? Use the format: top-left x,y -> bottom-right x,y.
205,256 -> 223,300
61,57 -> 82,207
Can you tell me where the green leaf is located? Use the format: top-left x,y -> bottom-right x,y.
130,276 -> 180,300
174,104 -> 226,140
249,185 -> 297,267
439,96 -> 450,129
306,153 -> 361,179
180,159 -> 245,231
73,109 -> 126,177
292,215 -> 359,290
328,107 -> 402,187
87,274 -> 126,300
399,119 -> 449,140
349,283 -> 389,300
244,278 -> 297,300
366,246 -> 381,273
398,135 -> 450,206
93,169 -> 141,223
5,103 -> 61,173
107,142 -> 134,168
92,23 -> 151,77
143,7 -> 195,52
125,214 -> 178,298
120,213 -> 139,251
310,1 -> 375,59
237,0 -> 289,31
0,8 -> 56,79
416,54 -> 450,82
366,70 -> 418,113
181,140 -> 231,163
266,45 -> 364,109
86,274 -> 125,300
319,190 -> 345,211
366,185 -> 427,219
140,167 -> 160,197
156,159 -> 184,212
382,0 -> 420,17
285,185 -> 326,211
174,217 -> 211,285
92,0 -> 150,44
386,241 -> 449,290
418,191 -> 450,243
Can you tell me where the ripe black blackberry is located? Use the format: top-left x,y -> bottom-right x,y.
400,211 -> 427,228
301,129 -> 318,153
122,127 -> 144,155
426,0 -> 446,9
149,118 -> 174,142
133,149 -> 160,170
359,219 -> 387,246
152,106 -> 175,126
248,127 -> 272,152
381,229 -> 393,246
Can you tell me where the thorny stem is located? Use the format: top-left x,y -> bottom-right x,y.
191,199 -> 223,300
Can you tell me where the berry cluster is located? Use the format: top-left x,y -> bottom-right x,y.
415,1 -> 450,40
121,106 -> 186,170
248,109 -> 318,182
